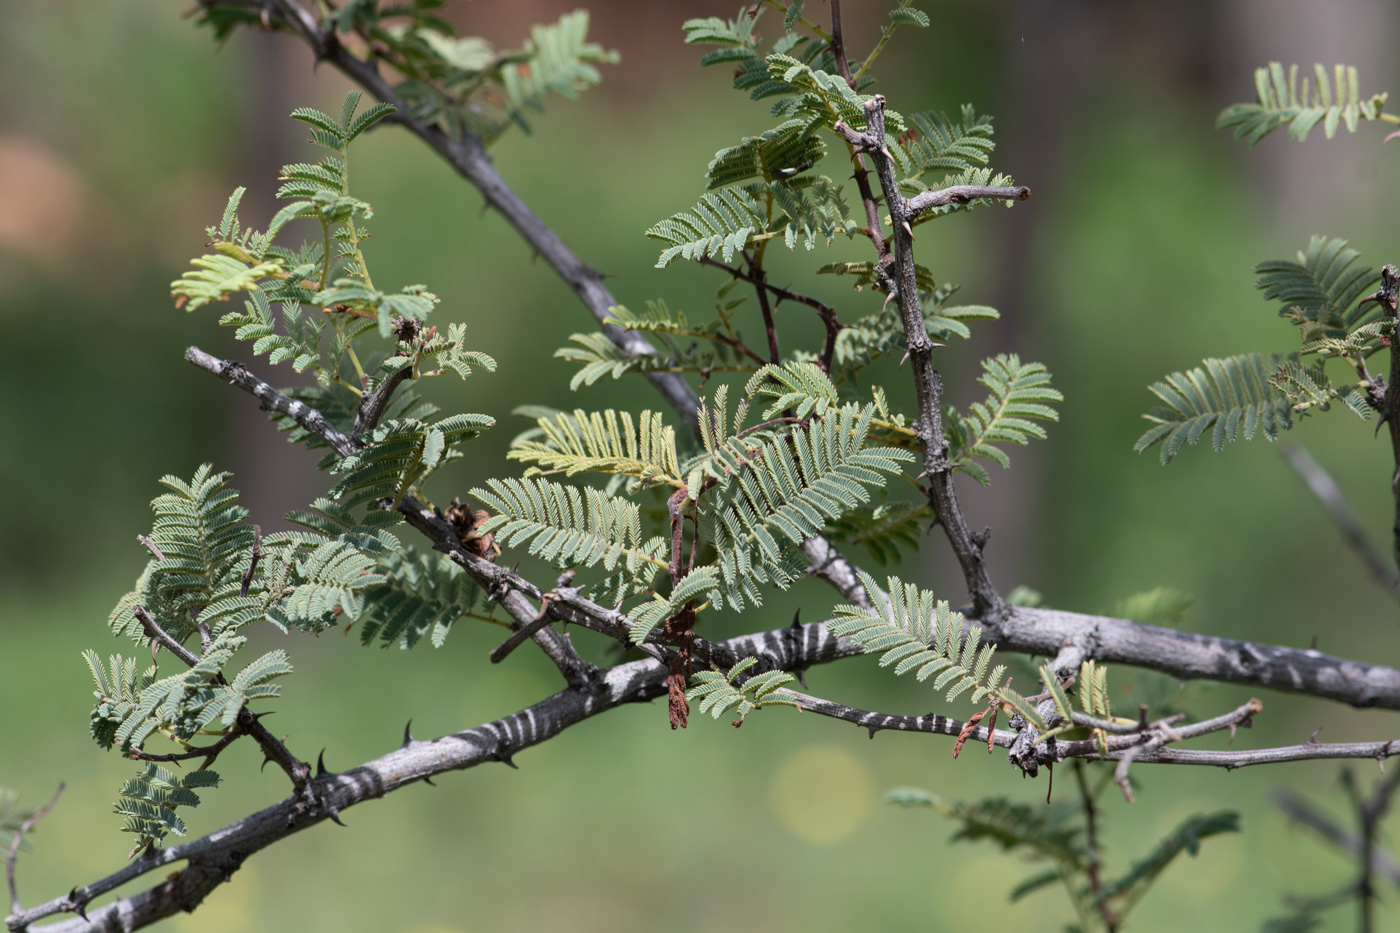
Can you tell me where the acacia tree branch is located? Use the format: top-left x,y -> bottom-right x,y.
229,0 -> 703,428
834,97 -> 1021,622
132,600 -> 311,792
1280,440 -> 1400,602
3,620 -> 857,933
6,784 -> 64,916
186,346 -> 1400,711
185,346 -> 600,691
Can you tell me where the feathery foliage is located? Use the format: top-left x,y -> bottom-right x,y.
888,787 -> 1240,930
686,656 -> 799,725
946,355 -> 1062,486
113,765 -> 222,855
471,477 -> 669,579
828,572 -> 1040,723
824,500 -> 927,566
702,405 -> 914,612
1217,62 -> 1389,147
1256,236 -> 1381,337
356,547 -> 490,649
1135,353 -> 1295,464
330,413 -> 493,514
508,407 -> 684,489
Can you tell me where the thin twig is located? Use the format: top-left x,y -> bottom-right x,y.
833,97 -> 1017,622
185,346 -> 600,691
1274,789 -> 1400,888
1280,440 -> 1400,602
135,535 -> 164,562
1073,760 -> 1116,932
7,783 -> 64,915
131,605 -> 200,667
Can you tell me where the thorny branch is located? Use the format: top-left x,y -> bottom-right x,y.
187,346 -> 1400,711
28,6 -> 1400,931
6,784 -> 64,916
131,600 -> 311,794
833,96 -> 1029,622
11,652 -> 1395,933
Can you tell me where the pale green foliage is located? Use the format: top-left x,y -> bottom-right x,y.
828,572 -> 1037,721
508,407 -> 684,489
1135,353 -> 1295,464
114,765 -> 222,854
357,548 -> 489,649
686,656 -> 800,725
1217,62 -> 1388,146
888,788 -> 1239,931
824,500 -> 926,565
648,188 -> 767,267
471,477 -> 668,581
702,405 -> 914,612
746,360 -> 838,418
764,52 -> 906,132
891,105 -> 997,196
1257,236 -> 1381,338
90,465 -> 409,848
330,413 -> 493,514
646,178 -> 855,267
946,355 -> 1062,486
811,282 -> 996,384
707,118 -> 826,189
203,6 -> 618,145
556,296 -> 755,387
1108,587 -> 1194,627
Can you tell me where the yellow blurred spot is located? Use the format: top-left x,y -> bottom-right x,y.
768,745 -> 874,845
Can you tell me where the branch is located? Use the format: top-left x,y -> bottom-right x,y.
1275,789 -> 1400,888
229,0 -> 703,428
4,620 -> 846,933
1280,440 -> 1400,602
186,344 -> 1400,712
6,784 -> 64,916
185,346 -> 600,691
834,96 -> 1013,622
134,600 -> 311,793
1369,264 -> 1400,579
906,183 -> 1031,219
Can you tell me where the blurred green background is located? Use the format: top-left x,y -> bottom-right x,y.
4,1 -> 1400,930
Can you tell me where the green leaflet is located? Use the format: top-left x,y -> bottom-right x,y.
1135,353 -> 1295,464
1218,62 -> 1388,147
947,355 -> 1062,486
686,656 -> 799,724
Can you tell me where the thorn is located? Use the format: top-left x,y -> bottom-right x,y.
260,755 -> 273,773
1228,722 -> 1237,744
901,220 -> 914,240
327,807 -> 347,827
898,351 -> 910,369
789,609 -> 802,629
1308,728 -> 1322,745
795,668 -> 808,689
422,775 -> 437,787
867,726 -> 879,739
497,753 -> 518,770
316,749 -> 330,777
402,720 -> 414,747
